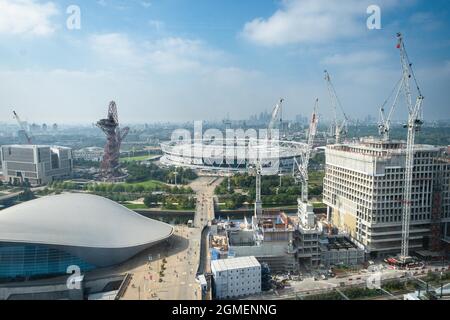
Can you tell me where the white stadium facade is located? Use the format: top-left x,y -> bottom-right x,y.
160,138 -> 307,174
0,194 -> 174,281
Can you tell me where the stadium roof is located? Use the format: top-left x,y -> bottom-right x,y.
0,193 -> 173,249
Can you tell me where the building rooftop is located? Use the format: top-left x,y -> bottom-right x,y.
326,139 -> 443,159
211,256 -> 260,272
0,193 -> 174,248
1,144 -> 71,150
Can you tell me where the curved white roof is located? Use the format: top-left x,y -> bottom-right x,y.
0,193 -> 174,249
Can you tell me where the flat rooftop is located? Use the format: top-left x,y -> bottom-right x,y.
211,256 -> 260,272
327,137 -> 442,155
1,144 -> 71,150
324,236 -> 358,251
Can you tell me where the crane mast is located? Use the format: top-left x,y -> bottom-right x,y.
254,160 -> 262,217
294,99 -> 319,203
397,32 -> 424,262
324,70 -> 348,144
378,77 -> 403,141
268,98 -> 284,140
13,110 -> 32,144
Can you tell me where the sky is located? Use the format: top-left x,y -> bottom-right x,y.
0,0 -> 449,124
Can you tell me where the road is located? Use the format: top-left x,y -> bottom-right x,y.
121,176 -> 222,300
189,177 -> 222,278
121,225 -> 202,300
244,264 -> 450,300
189,177 -> 222,228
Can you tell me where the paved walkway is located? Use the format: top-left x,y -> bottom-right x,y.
121,176 -> 222,300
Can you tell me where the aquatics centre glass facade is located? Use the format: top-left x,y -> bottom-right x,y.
0,244 -> 96,281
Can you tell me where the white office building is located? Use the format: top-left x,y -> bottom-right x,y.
211,256 -> 261,299
323,138 -> 450,258
0,145 -> 73,186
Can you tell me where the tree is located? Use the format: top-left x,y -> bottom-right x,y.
112,184 -> 125,192
144,194 -> 159,208
18,188 -> 35,201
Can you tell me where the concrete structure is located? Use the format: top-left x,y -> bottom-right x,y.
0,145 -> 73,186
295,201 -> 321,267
323,138 -> 450,258
0,273 -> 125,300
227,211 -> 297,273
319,236 -> 365,267
0,193 -> 174,282
73,147 -> 104,162
211,256 -> 261,299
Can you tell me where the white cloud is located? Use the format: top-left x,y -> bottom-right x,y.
0,0 -> 58,36
148,19 -> 164,31
241,0 -> 401,46
89,33 -> 227,74
144,37 -> 226,73
89,33 -> 146,68
140,1 -> 151,8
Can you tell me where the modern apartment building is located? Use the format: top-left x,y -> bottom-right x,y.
323,138 -> 450,258
0,145 -> 73,186
211,256 -> 261,299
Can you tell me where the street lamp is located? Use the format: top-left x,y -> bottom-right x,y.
174,171 -> 178,186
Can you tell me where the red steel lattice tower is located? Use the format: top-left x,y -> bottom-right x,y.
97,101 -> 130,180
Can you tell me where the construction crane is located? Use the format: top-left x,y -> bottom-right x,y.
267,98 -> 284,140
294,99 -> 319,203
397,32 -> 424,262
12,110 -> 32,144
247,159 -> 263,218
324,70 -> 349,144
378,77 -> 403,140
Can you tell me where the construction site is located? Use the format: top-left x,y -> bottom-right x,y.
205,33 -> 450,275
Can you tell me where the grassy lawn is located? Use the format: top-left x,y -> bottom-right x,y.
309,170 -> 325,187
119,155 -> 159,163
123,203 -> 148,209
312,202 -> 326,208
123,179 -> 165,189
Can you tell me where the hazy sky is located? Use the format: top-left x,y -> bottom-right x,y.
0,0 -> 449,124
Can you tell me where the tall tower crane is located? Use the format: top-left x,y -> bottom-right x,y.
294,99 -> 319,203
324,71 -> 349,144
292,100 -> 319,228
397,32 -> 424,262
253,160 -> 262,218
378,77 -> 403,141
267,98 -> 284,140
13,110 -> 32,144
